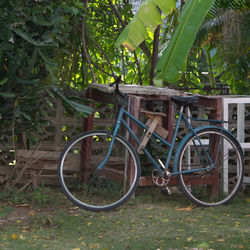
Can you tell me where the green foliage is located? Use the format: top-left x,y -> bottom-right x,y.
155,0 -> 216,83
1,0 -> 249,150
116,0 -> 249,94
82,0 -> 150,85
116,0 -> 215,84
0,0 -> 93,146
0,186 -> 51,205
193,0 -> 250,94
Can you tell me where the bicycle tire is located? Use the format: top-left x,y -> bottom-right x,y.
57,130 -> 141,212
177,127 -> 244,206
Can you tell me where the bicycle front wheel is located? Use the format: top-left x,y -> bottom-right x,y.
178,127 -> 244,206
58,130 -> 141,212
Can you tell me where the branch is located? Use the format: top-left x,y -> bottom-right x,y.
150,25 -> 160,85
82,0 -> 96,83
68,50 -> 77,86
121,47 -> 126,81
86,35 -> 115,77
91,61 -> 113,78
133,52 -> 143,85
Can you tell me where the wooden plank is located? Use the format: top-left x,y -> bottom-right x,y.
146,119 -> 168,139
137,116 -> 162,154
16,150 -> 80,172
16,149 -> 60,160
139,175 -> 216,186
88,83 -> 181,96
0,165 -> 13,175
140,109 -> 167,117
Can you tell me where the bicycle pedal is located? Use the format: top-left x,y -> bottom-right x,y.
161,187 -> 172,196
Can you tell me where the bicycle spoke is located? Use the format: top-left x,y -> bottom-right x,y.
58,131 -> 140,211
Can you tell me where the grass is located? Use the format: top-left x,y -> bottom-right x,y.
0,186 -> 249,250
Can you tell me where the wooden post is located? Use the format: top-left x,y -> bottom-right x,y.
166,97 -> 174,143
127,95 -> 141,187
81,88 -> 94,183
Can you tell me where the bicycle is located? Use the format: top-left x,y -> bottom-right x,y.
57,77 -> 244,212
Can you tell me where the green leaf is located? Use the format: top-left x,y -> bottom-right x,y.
155,0 -> 216,83
13,29 -> 57,48
0,78 -> 8,85
0,92 -> 15,98
16,78 -> 40,85
116,0 -> 176,50
55,90 -> 93,116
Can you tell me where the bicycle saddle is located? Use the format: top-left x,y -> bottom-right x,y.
171,95 -> 199,107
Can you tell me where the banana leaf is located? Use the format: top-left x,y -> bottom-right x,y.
116,0 -> 176,50
154,0 -> 216,83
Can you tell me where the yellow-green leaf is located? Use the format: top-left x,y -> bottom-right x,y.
116,0 -> 175,50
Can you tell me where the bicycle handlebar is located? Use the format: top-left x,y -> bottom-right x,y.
109,76 -> 127,99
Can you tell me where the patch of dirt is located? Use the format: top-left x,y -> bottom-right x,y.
0,200 -> 76,228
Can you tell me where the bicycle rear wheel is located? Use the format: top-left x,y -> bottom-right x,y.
57,130 -> 141,212
178,127 -> 244,206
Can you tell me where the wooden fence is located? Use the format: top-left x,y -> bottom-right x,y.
0,92 -> 249,188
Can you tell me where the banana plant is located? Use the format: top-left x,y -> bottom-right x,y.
116,0 -> 215,85
116,0 -> 176,51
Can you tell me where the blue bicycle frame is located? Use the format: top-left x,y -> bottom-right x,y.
97,104 -> 226,177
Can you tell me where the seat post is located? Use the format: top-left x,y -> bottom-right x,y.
187,106 -> 191,124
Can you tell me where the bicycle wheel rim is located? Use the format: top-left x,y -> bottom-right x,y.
58,131 -> 140,211
178,129 -> 243,206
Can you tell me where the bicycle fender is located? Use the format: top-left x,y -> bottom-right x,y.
172,125 -> 244,173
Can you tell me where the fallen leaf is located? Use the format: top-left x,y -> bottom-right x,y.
11,234 -> 18,240
175,207 -> 193,211
217,238 -> 226,242
89,243 -> 101,249
15,204 -> 31,208
70,206 -> 79,210
19,235 -> 25,240
184,217 -> 198,223
28,210 -> 36,216
187,237 -> 193,242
